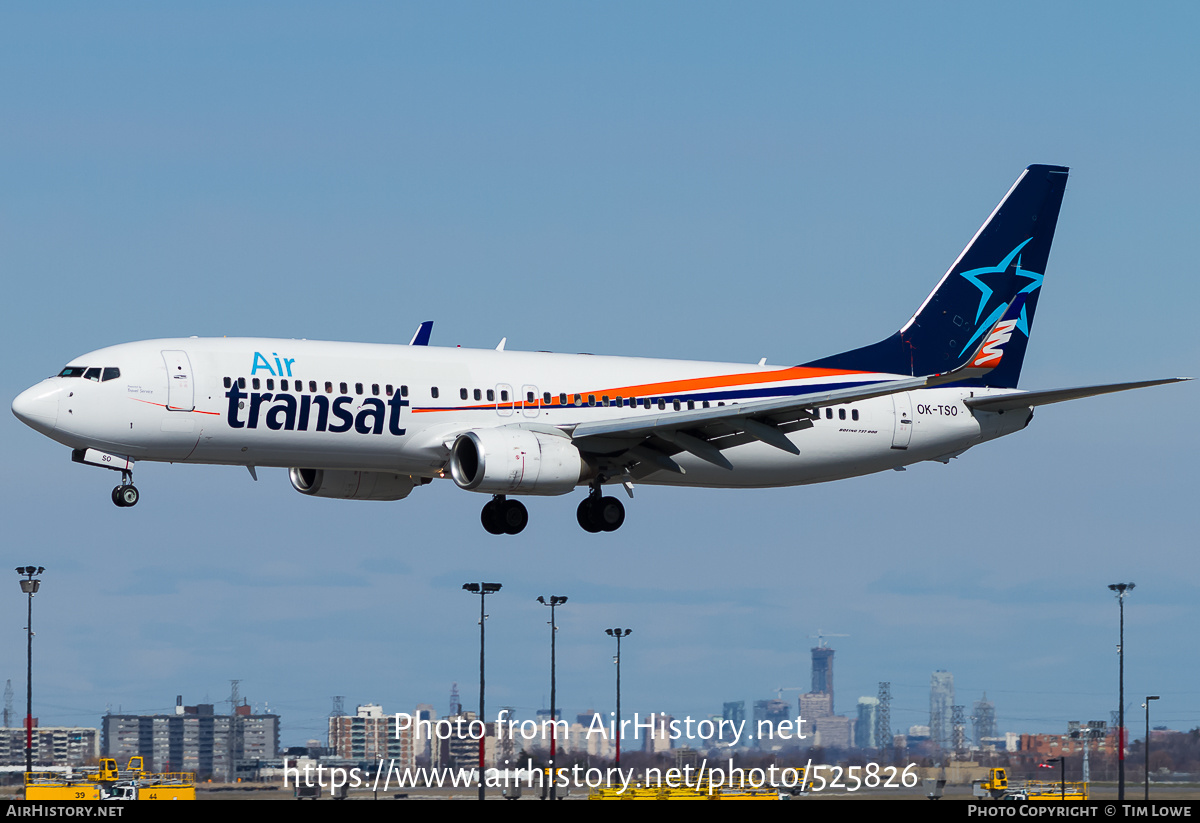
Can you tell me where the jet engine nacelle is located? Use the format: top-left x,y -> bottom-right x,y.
289,468 -> 416,501
449,428 -> 591,496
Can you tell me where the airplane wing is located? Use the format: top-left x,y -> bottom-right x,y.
565,367 -> 968,475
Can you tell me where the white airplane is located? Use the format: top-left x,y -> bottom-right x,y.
11,165 -> 1185,535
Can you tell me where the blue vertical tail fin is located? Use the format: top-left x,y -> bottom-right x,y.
803,164 -> 1068,388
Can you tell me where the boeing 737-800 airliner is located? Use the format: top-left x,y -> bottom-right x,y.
11,165 -> 1185,534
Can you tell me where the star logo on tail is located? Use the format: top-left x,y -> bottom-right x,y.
957,238 -> 1043,357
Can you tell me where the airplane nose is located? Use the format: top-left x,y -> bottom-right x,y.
12,383 -> 58,434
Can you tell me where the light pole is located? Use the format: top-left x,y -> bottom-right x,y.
605,628 -> 632,767
1144,694 -> 1159,801
537,595 -> 566,800
16,566 -> 43,779
463,583 -> 501,801
1109,582 -> 1134,801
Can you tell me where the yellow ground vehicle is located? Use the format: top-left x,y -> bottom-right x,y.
25,757 -> 196,801
972,767 -> 1087,801
589,769 -> 800,800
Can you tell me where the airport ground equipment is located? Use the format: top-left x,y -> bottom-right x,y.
24,756 -> 196,801
971,767 -> 1087,801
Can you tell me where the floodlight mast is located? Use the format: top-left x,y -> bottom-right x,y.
1108,582 -> 1135,801
537,595 -> 567,800
463,582 -> 501,801
16,566 -> 44,777
606,628 -> 632,767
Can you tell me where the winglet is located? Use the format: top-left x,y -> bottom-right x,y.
409,321 -> 434,346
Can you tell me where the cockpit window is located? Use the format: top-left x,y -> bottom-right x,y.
102,367 -> 120,382
58,366 -> 87,378
83,368 -> 101,382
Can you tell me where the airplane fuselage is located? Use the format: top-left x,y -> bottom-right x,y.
15,337 -> 1029,490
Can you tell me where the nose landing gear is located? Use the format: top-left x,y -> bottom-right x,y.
111,472 -> 139,508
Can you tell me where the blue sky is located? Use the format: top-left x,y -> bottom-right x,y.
2,2 -> 1197,748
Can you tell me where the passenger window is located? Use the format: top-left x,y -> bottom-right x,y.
559,393 -> 567,405
309,381 -> 317,393
238,378 -> 246,389
340,382 -> 348,394
658,399 -> 666,410
839,408 -> 846,420
852,409 -> 859,421
574,394 -> 582,406
460,388 -> 468,400
602,396 -> 609,406
588,395 -> 596,406
473,389 -> 482,401
223,377 -> 232,389
386,384 -> 393,396
825,408 -> 833,419
355,383 -> 363,395
486,389 -> 495,402
431,387 -> 440,399
543,392 -> 551,404
252,378 -> 260,390
528,391 -> 536,403
687,400 -> 695,410
501,390 -> 509,401
673,400 -> 681,411
281,379 -> 288,391
401,385 -> 409,397
267,379 -> 274,390
372,384 -> 379,396
642,398 -> 651,409
325,382 -> 333,394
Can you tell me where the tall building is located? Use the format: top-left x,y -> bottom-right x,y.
752,700 -> 790,749
413,703 -> 435,761
811,647 -> 835,709
855,697 -> 880,749
799,692 -> 832,723
102,698 -> 279,780
930,670 -> 955,750
0,726 -> 99,767
431,711 -> 497,770
328,704 -> 414,769
722,701 -> 745,730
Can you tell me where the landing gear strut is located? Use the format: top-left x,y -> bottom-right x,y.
111,472 -> 139,508
576,481 -> 625,533
481,495 -> 528,535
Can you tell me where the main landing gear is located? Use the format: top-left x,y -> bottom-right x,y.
577,483 -> 625,533
481,495 -> 528,535
476,482 -> 628,535
111,472 -> 140,508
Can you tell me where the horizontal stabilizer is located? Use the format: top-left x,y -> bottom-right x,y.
964,378 -> 1190,412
